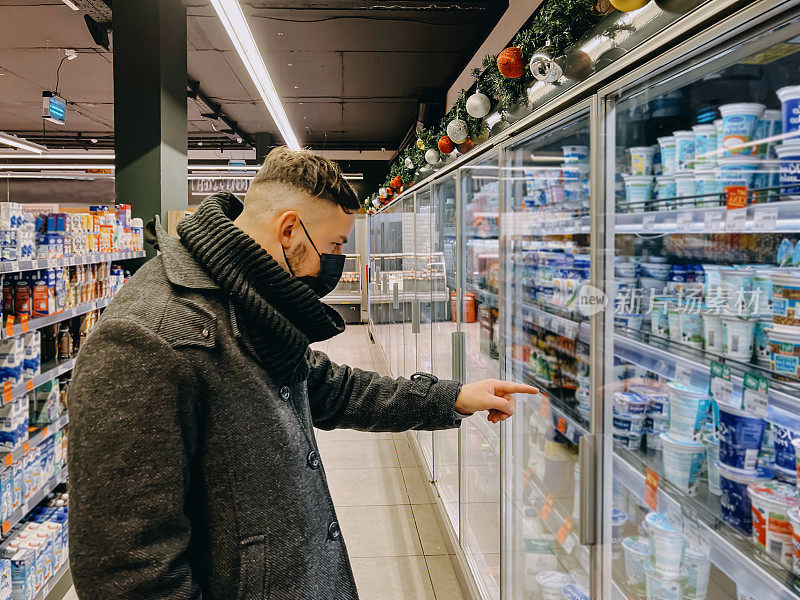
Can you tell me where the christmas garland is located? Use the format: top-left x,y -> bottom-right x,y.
365,0 -> 637,213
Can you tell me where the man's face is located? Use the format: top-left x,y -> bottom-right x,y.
283,202 -> 356,277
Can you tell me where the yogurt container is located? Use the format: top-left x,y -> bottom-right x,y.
693,124 -> 718,167
789,506 -> 800,577
720,314 -> 756,360
719,268 -> 755,313
622,536 -> 649,598
646,430 -> 663,451
614,392 -> 649,415
651,298 -> 671,336
623,175 -> 655,210
667,382 -> 711,442
754,317 -> 773,365
718,403 -> 766,472
560,584 -> 590,600
768,323 -> 800,380
705,436 -> 722,495
563,145 -> 589,164
748,481 -> 798,567
773,420 -> 800,474
615,260 -> 638,279
661,433 -> 706,496
684,547 -> 711,600
775,143 -> 800,200
615,313 -> 644,331
667,308 -> 703,348
640,261 -> 671,280
644,564 -> 686,600
658,136 -> 677,174
753,270 -> 773,314
718,463 -> 773,534
719,103 -> 765,156
630,146 -> 656,176
694,169 -> 721,207
568,569 -> 590,591
614,430 -> 643,450
714,118 -> 724,157
793,438 -> 800,480
614,412 -> 646,434
674,172 -> 697,203
536,570 -> 571,600
674,130 -> 696,171
646,512 -> 685,576
646,393 -> 670,417
612,508 -> 628,544
701,312 -> 724,353
771,271 -> 800,326
754,109 -> 782,158
777,86 -> 800,140
655,175 -> 677,209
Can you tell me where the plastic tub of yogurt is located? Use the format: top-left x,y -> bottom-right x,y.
667,308 -> 703,348
720,313 -> 756,360
718,462 -> 773,534
683,547 -> 711,600
640,261 -> 671,280
754,317 -> 773,366
623,175 -> 654,210
667,382 -> 711,442
773,419 -> 800,474
777,86 -> 800,140
614,430 -> 643,450
644,563 -> 686,600
614,392 -> 649,415
775,143 -> 800,200
719,103 -> 765,156
701,312 -> 724,353
753,270 -> 773,314
770,270 -> 800,327
719,267 -> 755,313
629,146 -> 656,176
717,156 -> 761,199
560,584 -> 589,600
536,570 -> 571,600
614,313 -> 644,331
615,260 -> 637,279
658,136 -> 677,174
661,433 -> 706,496
646,511 -> 685,575
718,403 -> 765,472
674,172 -> 697,203
748,481 -> 798,567
693,124 -> 718,166
768,323 -> 800,380
622,536 -> 649,598
612,508 -> 628,545
705,435 -> 722,495
563,145 -> 589,164
613,411 -> 646,434
789,506 -> 800,577
655,175 -> 676,209
674,130 -> 696,171
646,393 -> 670,417
694,168 -> 721,207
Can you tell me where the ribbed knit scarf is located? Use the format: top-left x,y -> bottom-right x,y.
176,192 -> 345,383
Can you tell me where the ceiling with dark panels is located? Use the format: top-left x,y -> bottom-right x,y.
0,0 -> 506,150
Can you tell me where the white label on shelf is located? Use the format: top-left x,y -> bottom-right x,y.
676,211 -> 693,230
711,377 -> 733,406
725,208 -> 747,232
563,532 -> 577,555
704,211 -> 724,232
641,214 -> 656,232
664,503 -> 683,533
752,208 -> 778,231
674,363 -> 693,385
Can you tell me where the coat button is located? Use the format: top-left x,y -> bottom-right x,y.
280,386 -> 291,401
307,450 -> 320,469
328,521 -> 341,540
201,328 -> 210,338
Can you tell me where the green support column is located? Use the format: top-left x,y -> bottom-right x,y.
113,0 -> 187,256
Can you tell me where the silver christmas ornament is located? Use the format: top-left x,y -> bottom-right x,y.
529,46 -> 563,83
465,92 -> 491,119
424,148 -> 440,165
404,157 -> 415,170
372,197 -> 381,208
446,119 -> 469,144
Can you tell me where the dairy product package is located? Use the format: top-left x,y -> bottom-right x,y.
0,469 -> 11,524
21,333 -> 39,380
0,558 -> 12,600
0,338 -> 22,389
5,547 -> 34,600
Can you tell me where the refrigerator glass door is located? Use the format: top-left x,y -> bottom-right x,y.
605,8 -> 800,600
460,153 -> 502,600
402,195 -> 416,378
433,173 -> 461,536
416,187 -> 435,474
501,108 -> 594,600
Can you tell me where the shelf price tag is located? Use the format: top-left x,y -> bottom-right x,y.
674,363 -> 693,386
645,468 -> 659,512
676,211 -> 693,230
540,396 -> 550,419
703,211 -> 724,232
641,214 -> 656,233
710,362 -> 733,407
681,505 -> 711,556
557,417 -> 568,436
752,208 -> 778,231
22,441 -> 29,454
20,315 -> 28,333
3,382 -> 11,405
743,373 -> 769,418
540,494 -> 554,521
40,426 -> 49,439
3,455 -> 11,468
25,380 -> 32,392
4,316 -> 13,337
556,515 -> 573,545
1,520 -> 10,536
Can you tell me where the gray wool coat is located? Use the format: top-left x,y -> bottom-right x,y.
67,221 -> 463,600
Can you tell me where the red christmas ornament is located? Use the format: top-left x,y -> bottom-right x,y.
438,135 -> 455,154
497,47 -> 525,79
457,139 -> 474,154
386,187 -> 394,196
391,175 -> 402,189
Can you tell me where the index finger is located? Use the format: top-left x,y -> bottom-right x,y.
492,380 -> 538,396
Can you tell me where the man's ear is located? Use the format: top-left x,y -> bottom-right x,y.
275,210 -> 299,249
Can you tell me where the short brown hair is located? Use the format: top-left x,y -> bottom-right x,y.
251,147 -> 360,212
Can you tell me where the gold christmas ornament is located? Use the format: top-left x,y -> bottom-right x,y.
416,138 -> 425,150
609,0 -> 649,11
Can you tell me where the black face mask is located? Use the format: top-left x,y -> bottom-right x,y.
283,219 -> 345,298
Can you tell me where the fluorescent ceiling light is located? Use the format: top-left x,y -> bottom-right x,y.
188,164 -> 259,171
0,164 -> 114,170
0,152 -> 113,160
60,0 -> 79,10
0,132 -> 46,154
0,172 -> 113,180
209,0 -> 301,151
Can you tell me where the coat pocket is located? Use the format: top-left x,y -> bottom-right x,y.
237,535 -> 271,600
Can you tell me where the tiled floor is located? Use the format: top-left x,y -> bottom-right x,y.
64,324 -> 464,600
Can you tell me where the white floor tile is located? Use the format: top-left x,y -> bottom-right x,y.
317,438 -> 399,468
426,555 -> 465,600
350,556 -> 436,600
336,505 -> 423,557
411,504 -> 448,556
326,467 -> 409,507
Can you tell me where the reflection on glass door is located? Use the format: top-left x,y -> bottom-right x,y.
433,174 -> 460,536
606,10 -> 800,600
502,109 -> 594,600
460,154 -> 502,600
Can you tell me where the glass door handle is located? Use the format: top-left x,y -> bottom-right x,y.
392,282 -> 400,309
451,331 -> 465,382
412,299 -> 420,334
578,434 -> 598,546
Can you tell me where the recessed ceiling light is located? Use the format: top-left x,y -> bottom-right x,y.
287,63 -> 293,67
277,32 -> 284,36
294,85 -> 299,90
198,141 -> 204,146
90,138 -> 98,144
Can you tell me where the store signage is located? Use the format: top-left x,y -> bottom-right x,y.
645,468 -> 659,511
42,93 -> 66,125
191,178 -> 250,195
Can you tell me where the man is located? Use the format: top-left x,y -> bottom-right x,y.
68,147 -> 536,599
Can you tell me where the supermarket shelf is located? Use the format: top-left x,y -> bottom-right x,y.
520,302 -> 590,343
0,251 -> 145,275
368,291 -> 449,303
323,293 -> 362,304
0,412 -> 69,467
522,377 -> 587,445
502,212 -> 590,236
39,563 -> 71,600
613,452 -> 798,600
614,331 -> 800,423
3,296 -> 112,339
1,467 -> 68,539
3,359 -> 75,407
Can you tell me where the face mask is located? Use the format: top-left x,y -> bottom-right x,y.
283,218 -> 345,298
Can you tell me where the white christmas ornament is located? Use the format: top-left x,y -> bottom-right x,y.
425,148 -> 440,165
404,157 -> 415,170
529,48 -> 563,83
379,188 -> 388,198
446,119 -> 469,144
372,197 -> 381,208
466,92 -> 491,119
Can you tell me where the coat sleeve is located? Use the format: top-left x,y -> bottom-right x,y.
306,349 -> 463,432
68,317 -> 204,600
